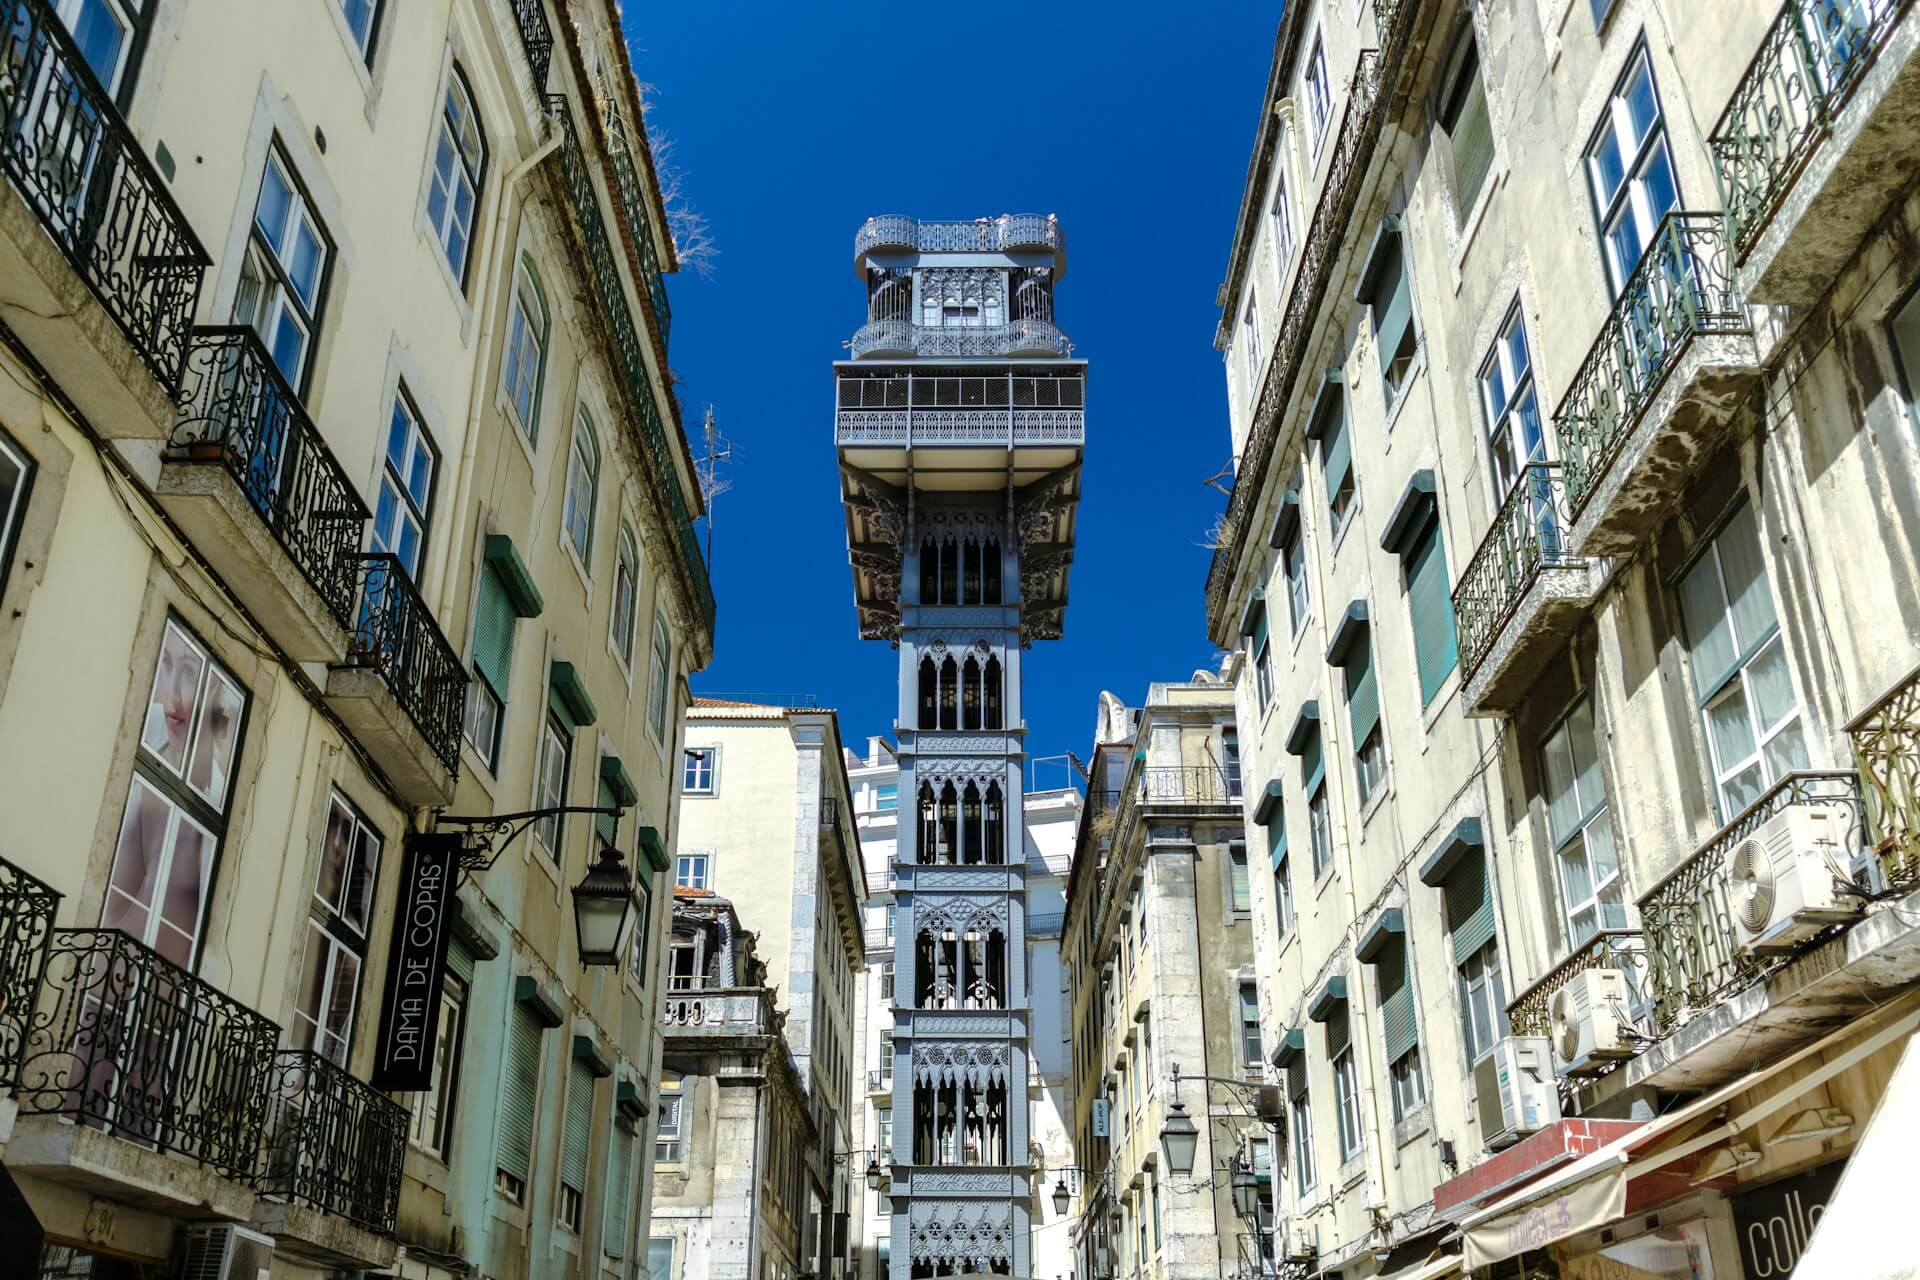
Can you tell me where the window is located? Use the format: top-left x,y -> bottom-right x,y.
877,1113 -> 893,1158
1301,35 -> 1331,155
1321,400 -> 1355,534
880,962 -> 894,1001
371,392 -> 435,580
1389,1047 -> 1425,1122
502,259 -> 548,434
1364,225 -> 1419,404
1239,983 -> 1262,1067
1328,1008 -> 1362,1161
234,148 -> 329,388
682,747 -> 716,794
0,425 -> 33,601
1270,168 -> 1296,280
885,904 -> 896,942
1337,629 -> 1388,807
676,851 -> 710,890
1542,700 -> 1625,941
427,67 -> 486,283
1437,31 -> 1494,219
1287,1063 -> 1315,1190
53,0 -> 139,93
1249,598 -> 1274,712
560,1056 -> 594,1230
1678,505 -> 1807,817
648,614 -> 674,743
876,782 -> 898,813
1301,726 -> 1333,881
1222,729 -> 1243,801
1283,525 -> 1309,634
646,1237 -> 676,1280
1241,291 -> 1264,390
464,558 -> 525,771
533,715 -> 570,860
1374,939 -> 1422,1122
103,619 -> 247,968
1459,939 -> 1507,1061
605,1122 -> 636,1259
463,672 -> 502,769
564,410 -> 600,564
496,1002 -> 545,1201
337,0 -> 379,58
596,525 -> 636,666
1401,512 -> 1458,705
559,1183 -> 583,1232
408,968 -> 467,1158
1584,47 -> 1679,295
1479,303 -> 1546,497
629,877 -> 653,984
655,1089 -> 685,1162
293,794 -> 380,1065
1229,841 -> 1251,913
1271,831 -> 1295,940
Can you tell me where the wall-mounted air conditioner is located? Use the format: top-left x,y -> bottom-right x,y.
1727,803 -> 1858,954
1549,968 -> 1635,1076
1472,1036 -> 1559,1150
180,1225 -> 274,1280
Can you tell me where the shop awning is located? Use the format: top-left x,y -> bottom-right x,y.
1790,1026 -> 1920,1280
1385,1252 -> 1462,1280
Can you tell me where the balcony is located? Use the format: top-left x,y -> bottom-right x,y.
324,554 -> 465,803
1711,0 -> 1920,303
867,1069 -> 891,1094
156,328 -> 369,663
0,855 -> 58,1147
1847,660 -> 1920,893
1453,464 -> 1596,716
255,1049 -> 406,1265
1555,213 -> 1759,555
854,214 -> 1064,264
660,988 -> 770,1036
0,0 -> 209,437
834,367 -> 1085,448
9,928 -> 276,1218
511,0 -> 553,91
849,318 -> 1071,360
1505,929 -> 1652,1049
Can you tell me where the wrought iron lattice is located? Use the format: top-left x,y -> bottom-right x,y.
855,214 -> 1063,258
1710,0 -> 1914,264
1846,661 -> 1920,889
16,928 -> 279,1179
595,78 -> 672,344
0,0 -> 210,391
1205,0 -> 1422,634
548,96 -> 715,637
343,553 -> 467,773
1452,463 -> 1584,685
1505,928 -> 1650,1040
259,1048 -> 408,1234
1554,211 -> 1750,525
850,319 -> 1070,360
0,855 -> 58,1093
1636,771 -> 1863,1036
171,327 -> 370,626
512,0 -> 553,91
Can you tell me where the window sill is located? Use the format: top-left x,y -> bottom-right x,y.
1381,350 -> 1425,437
560,533 -> 594,604
1314,865 -> 1338,899
417,220 -> 479,336
501,395 -> 542,476
1418,670 -> 1460,736
1337,1154 -> 1368,1191
1448,166 -> 1504,286
1393,1106 -> 1432,1149
1329,502 -> 1361,559
1358,779 -> 1393,831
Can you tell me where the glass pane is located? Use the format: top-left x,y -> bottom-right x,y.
1568,701 -> 1603,814
327,948 -> 360,1040
1718,509 -> 1778,654
296,922 -> 330,1033
317,800 -> 353,913
1761,716 -> 1809,783
186,667 -> 243,809
103,778 -> 169,939
1623,57 -> 1661,149
1588,128 -> 1627,213
142,624 -> 205,774
155,813 -> 212,966
1570,903 -> 1598,942
267,306 -> 308,384
1637,135 -> 1679,231
407,434 -> 432,507
1722,759 -> 1766,814
287,216 -> 324,311
1680,546 -> 1737,693
1746,637 -> 1799,733
1705,680 -> 1759,773
256,160 -> 293,251
1544,725 -> 1580,843
68,0 -> 129,91
346,823 -> 378,931
1558,834 -> 1595,907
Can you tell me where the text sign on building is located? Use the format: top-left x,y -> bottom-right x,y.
1092,1098 -> 1109,1137
1732,1158 -> 1845,1279
371,831 -> 462,1091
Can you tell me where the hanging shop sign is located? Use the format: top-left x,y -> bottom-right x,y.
1731,1158 -> 1846,1279
370,831 -> 462,1091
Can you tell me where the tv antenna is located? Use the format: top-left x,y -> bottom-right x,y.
696,405 -> 734,566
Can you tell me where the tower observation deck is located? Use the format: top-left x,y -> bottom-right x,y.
834,214 -> 1085,1280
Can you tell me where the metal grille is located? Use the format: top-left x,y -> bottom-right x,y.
344,554 -> 467,773
1452,463 -> 1583,686
0,856 -> 58,1093
1846,661 -> 1920,889
259,1048 -> 408,1233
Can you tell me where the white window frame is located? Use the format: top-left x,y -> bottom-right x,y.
675,850 -> 710,890
611,524 -> 640,666
532,715 -> 569,860
235,146 -> 329,390
371,390 -> 435,580
1542,699 -> 1626,943
647,614 -> 673,744
1301,35 -> 1331,156
654,1090 -> 685,1163
1459,939 -> 1507,1062
408,969 -> 466,1158
1331,1023 -> 1363,1161
1583,45 -> 1680,295
1389,1046 -> 1425,1123
426,65 -> 486,285
563,409 -> 600,567
682,746 -> 717,795
1478,300 -> 1545,499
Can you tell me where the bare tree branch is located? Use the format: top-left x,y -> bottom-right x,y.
632,76 -> 719,279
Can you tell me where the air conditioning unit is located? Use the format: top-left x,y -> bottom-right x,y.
181,1225 -> 274,1280
1727,803 -> 1859,954
1283,1220 -> 1317,1261
1472,1036 -> 1559,1150
1550,968 -> 1635,1076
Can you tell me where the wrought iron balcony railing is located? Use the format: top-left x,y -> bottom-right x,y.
1710,0 -> 1914,264
16,929 -> 278,1179
1139,765 -> 1236,806
661,988 -> 769,1032
1506,928 -> 1651,1040
1453,463 -> 1584,686
868,1068 -> 890,1092
548,96 -> 714,638
260,1048 -> 407,1234
850,319 -> 1071,359
1638,771 -> 1863,1036
0,0 -> 210,390
511,0 -> 553,91
599,104 -> 672,346
1846,661 -> 1920,890
171,328 -> 370,627
855,214 -> 1064,259
344,554 -> 466,774
835,368 -> 1086,447
0,855 -> 58,1093
1554,212 -> 1750,526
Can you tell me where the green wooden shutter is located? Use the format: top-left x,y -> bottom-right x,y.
1251,599 -> 1270,658
499,1005 -> 543,1180
1451,80 -> 1494,215
1377,946 -> 1419,1062
472,567 -> 517,696
563,1057 -> 594,1191
1326,1005 -> 1350,1057
1346,641 -> 1379,744
1267,813 -> 1288,867
1303,730 -> 1324,795
1406,516 -> 1458,703
604,1126 -> 634,1258
1446,854 -> 1496,963
596,776 -> 618,845
1373,243 -> 1412,378
445,938 -> 475,984
1322,415 -> 1352,504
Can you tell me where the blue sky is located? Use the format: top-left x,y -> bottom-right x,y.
625,6 -> 1277,771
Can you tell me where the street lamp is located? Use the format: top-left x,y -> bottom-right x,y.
866,1157 -> 884,1191
572,842 -> 638,967
1230,1158 -> 1260,1219
1052,1177 -> 1071,1215
1159,1100 -> 1200,1177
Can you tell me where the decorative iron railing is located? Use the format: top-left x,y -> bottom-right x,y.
855,214 -> 1064,258
1453,463 -> 1584,686
661,988 -> 769,1032
1140,765 -> 1236,805
1506,928 -> 1650,1040
344,554 -> 466,773
868,1068 -> 889,1091
1554,212 -> 1750,525
0,855 -> 58,1094
598,100 -> 672,345
850,319 -> 1071,359
0,0 -> 210,390
1846,661 -> 1920,890
511,0 -> 553,91
548,96 -> 714,638
171,328 -> 369,626
1205,0 -> 1422,634
1710,0 -> 1915,264
15,929 -> 278,1179
1638,771 -> 1863,1035
259,1048 -> 407,1234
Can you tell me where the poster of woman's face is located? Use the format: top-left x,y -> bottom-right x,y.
140,624 -> 205,775
187,669 -> 243,810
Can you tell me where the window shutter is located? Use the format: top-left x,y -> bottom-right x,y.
1445,855 -> 1497,963
563,1057 -> 593,1190
1326,1006 -> 1350,1057
1372,245 -> 1413,373
445,937 -> 475,984
1321,416 -> 1352,502
1251,599 -> 1270,657
472,567 -> 517,696
1377,947 -> 1419,1062
605,1126 -> 634,1257
498,1005 -> 543,1180
1346,643 -> 1379,744
596,776 -> 618,845
1303,731 -> 1324,796
1406,517 -> 1459,703
1450,78 -> 1495,216
1267,815 -> 1288,867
